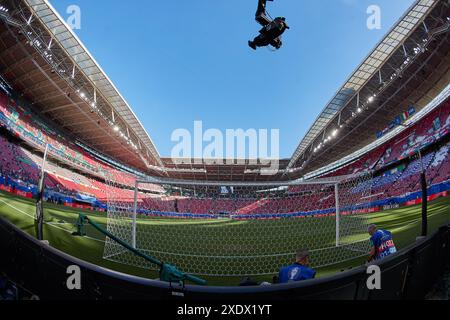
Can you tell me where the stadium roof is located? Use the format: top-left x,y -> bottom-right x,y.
31,0 -> 163,163
160,158 -> 291,182
0,0 -> 165,174
287,0 -> 449,177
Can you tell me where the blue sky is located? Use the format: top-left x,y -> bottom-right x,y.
50,0 -> 415,159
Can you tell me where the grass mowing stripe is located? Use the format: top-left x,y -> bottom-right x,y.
0,195 -> 105,243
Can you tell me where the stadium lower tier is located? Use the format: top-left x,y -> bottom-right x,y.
0,91 -> 139,187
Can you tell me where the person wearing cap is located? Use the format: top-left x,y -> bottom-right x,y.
367,224 -> 397,262
277,249 -> 316,283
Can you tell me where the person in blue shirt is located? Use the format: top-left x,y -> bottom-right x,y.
368,224 -> 397,262
278,249 -> 316,283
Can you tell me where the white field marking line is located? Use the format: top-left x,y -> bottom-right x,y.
0,197 -> 105,244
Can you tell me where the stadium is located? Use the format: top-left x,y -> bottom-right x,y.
0,0 -> 449,302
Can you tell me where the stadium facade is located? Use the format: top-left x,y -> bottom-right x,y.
0,0 -> 448,300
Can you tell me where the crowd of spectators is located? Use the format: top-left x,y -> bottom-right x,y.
0,91 -> 448,216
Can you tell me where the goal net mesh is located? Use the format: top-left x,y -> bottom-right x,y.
103,172 -> 373,277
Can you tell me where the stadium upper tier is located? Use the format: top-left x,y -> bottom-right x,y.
318,98 -> 450,177
288,0 -> 450,176
0,0 -> 448,181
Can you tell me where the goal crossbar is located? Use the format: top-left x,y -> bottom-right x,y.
104,172 -> 373,277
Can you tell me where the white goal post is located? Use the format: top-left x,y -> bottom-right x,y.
130,178 -> 347,249
103,172 -> 374,277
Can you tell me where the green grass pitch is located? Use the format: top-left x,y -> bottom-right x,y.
0,190 -> 449,286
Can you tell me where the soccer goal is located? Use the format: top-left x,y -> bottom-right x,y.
102,172 -> 374,277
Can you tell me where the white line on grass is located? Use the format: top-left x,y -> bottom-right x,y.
0,196 -> 105,243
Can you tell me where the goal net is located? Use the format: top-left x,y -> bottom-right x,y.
103,172 -> 373,277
